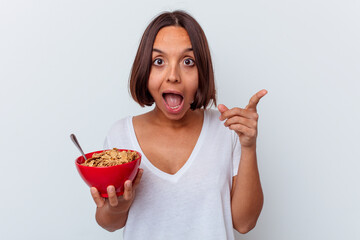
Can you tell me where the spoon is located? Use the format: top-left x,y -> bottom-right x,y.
70,133 -> 87,161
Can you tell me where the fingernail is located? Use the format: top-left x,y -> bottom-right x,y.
90,188 -> 96,194
126,182 -> 131,188
108,186 -> 114,192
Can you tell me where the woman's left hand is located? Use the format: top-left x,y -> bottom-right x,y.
218,89 -> 267,149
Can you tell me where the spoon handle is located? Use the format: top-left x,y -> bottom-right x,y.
70,134 -> 87,161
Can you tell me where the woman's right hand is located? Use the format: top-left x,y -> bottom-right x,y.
90,168 -> 143,230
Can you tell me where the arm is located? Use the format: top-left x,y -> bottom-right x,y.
231,147 -> 263,233
91,169 -> 143,232
218,89 -> 267,233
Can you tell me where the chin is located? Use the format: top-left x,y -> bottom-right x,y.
157,104 -> 192,121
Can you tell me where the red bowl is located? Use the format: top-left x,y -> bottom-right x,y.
75,149 -> 141,198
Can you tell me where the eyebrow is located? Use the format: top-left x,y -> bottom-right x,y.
152,48 -> 193,54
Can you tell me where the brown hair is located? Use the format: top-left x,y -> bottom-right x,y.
129,10 -> 216,110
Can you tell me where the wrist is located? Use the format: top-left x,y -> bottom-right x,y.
240,145 -> 258,165
241,145 -> 257,153
103,204 -> 129,216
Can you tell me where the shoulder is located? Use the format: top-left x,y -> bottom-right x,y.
204,108 -> 223,130
205,108 -> 221,121
104,116 -> 133,147
107,116 -> 131,135
104,114 -> 147,150
204,108 -> 239,143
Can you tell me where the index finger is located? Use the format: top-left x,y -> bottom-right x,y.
246,89 -> 268,111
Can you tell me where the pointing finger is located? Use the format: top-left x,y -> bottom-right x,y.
246,89 -> 268,111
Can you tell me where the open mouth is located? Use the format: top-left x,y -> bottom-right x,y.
162,92 -> 184,110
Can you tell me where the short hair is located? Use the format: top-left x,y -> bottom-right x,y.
129,10 -> 216,110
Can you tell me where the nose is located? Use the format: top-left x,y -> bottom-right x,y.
167,62 -> 180,83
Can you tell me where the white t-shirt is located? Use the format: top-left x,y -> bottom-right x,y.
104,109 -> 241,240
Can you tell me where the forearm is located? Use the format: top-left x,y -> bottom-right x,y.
231,146 -> 263,233
95,205 -> 129,232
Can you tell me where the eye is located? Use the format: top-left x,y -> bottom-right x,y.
183,58 -> 195,66
153,58 -> 164,66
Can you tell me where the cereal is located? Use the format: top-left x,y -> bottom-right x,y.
82,148 -> 138,167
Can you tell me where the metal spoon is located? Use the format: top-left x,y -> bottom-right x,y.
70,133 -> 87,161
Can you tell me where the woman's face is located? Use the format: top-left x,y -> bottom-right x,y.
148,26 -> 199,121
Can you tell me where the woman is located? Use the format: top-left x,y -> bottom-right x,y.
90,10 -> 266,239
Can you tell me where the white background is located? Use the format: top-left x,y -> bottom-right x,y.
1,0 -> 359,239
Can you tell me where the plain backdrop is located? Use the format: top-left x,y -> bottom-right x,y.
1,0 -> 359,239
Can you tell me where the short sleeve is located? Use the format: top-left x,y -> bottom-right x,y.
232,131 -> 241,176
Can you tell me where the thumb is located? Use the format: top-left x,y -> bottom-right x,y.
218,104 -> 229,113
218,104 -> 229,121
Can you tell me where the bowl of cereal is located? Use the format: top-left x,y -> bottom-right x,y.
75,148 -> 141,197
